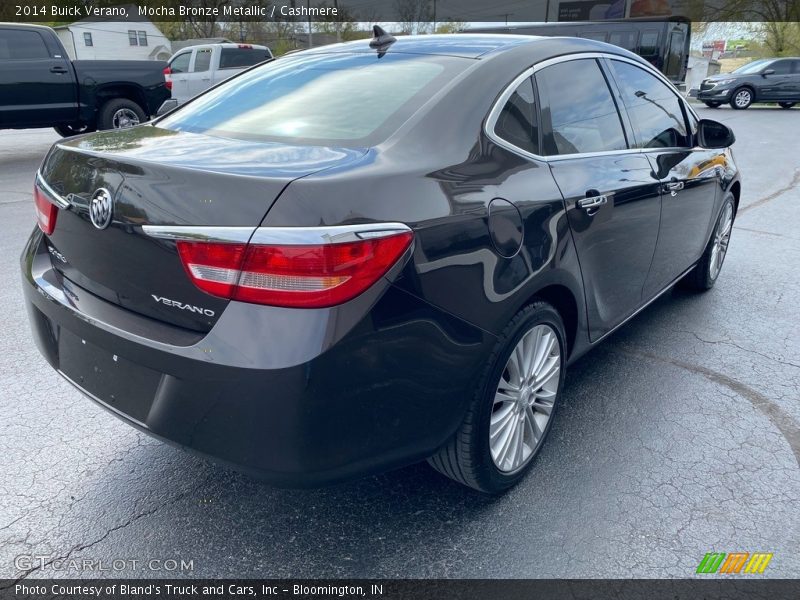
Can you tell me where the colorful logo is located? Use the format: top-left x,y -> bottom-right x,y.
696,552 -> 773,574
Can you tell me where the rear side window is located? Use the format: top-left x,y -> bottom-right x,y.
607,60 -> 689,148
219,47 -> 269,69
493,77 -> 539,155
0,29 -> 50,60
170,52 -> 191,73
535,59 -> 627,156
193,48 -> 212,73
159,53 -> 468,146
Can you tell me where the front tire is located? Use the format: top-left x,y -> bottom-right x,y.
682,193 -> 735,291
97,98 -> 146,130
779,102 -> 796,109
428,302 -> 566,493
730,88 -> 753,110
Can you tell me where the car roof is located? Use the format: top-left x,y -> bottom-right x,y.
299,33 -> 541,59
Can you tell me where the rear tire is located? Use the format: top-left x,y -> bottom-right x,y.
428,302 -> 566,494
730,87 -> 753,110
704,101 -> 721,108
682,193 -> 735,291
779,102 -> 796,109
97,98 -> 146,130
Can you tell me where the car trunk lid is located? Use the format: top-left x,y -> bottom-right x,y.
39,126 -> 365,332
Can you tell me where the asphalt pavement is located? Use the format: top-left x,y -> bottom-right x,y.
0,106 -> 798,580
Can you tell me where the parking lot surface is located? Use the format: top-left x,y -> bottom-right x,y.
1,106 -> 798,579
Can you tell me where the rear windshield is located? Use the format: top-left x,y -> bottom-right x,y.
219,47 -> 271,69
157,52 -> 470,146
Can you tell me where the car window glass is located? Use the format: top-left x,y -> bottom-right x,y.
493,77 -> 538,154
159,53 -> 468,146
535,59 -> 627,156
792,60 -> 800,74
638,30 -> 659,56
769,60 -> 791,75
609,31 -> 637,51
0,29 -> 50,60
193,48 -> 212,73
220,47 -> 266,69
608,60 -> 690,149
170,52 -> 191,73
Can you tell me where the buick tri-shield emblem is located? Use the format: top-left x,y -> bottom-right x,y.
89,188 -> 113,229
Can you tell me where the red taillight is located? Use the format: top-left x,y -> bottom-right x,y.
176,231 -> 413,308
163,66 -> 172,91
237,44 -> 253,49
33,183 -> 58,235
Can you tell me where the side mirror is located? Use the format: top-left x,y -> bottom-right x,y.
762,68 -> 775,76
697,119 -> 735,149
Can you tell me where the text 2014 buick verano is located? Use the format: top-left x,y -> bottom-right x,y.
21,33 -> 739,493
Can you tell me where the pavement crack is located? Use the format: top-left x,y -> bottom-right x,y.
616,346 -> 800,467
2,479 -> 207,586
739,167 -> 800,215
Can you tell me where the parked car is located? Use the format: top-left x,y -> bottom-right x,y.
165,43 -> 272,105
698,57 -> 800,109
22,32 -> 740,493
0,24 -> 170,136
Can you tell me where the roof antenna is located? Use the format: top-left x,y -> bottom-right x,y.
369,25 -> 396,52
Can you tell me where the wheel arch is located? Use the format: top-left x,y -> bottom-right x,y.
523,283 -> 580,359
95,84 -> 149,114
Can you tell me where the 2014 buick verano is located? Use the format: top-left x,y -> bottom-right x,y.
21,32 -> 740,493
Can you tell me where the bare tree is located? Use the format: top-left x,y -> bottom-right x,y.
394,0 -> 433,35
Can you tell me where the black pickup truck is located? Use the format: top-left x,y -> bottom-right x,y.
0,23 -> 170,136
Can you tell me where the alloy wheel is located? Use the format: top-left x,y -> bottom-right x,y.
734,89 -> 751,108
709,202 -> 733,280
112,108 -> 141,129
490,324 -> 561,473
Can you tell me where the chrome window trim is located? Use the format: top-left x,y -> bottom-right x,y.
484,52 -> 698,163
35,172 -> 70,209
143,223 -> 412,246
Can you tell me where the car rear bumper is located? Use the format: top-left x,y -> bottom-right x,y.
21,228 -> 495,486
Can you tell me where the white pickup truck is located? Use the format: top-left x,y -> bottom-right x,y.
165,43 -> 272,105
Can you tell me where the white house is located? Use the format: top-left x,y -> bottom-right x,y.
54,4 -> 171,61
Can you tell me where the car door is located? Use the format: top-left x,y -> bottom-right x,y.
168,50 -> 192,104
186,47 -> 213,99
758,59 -> 794,101
604,58 -> 721,299
786,59 -> 800,101
0,27 -> 77,127
534,57 -> 662,341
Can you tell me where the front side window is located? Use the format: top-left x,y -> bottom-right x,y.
493,77 -> 539,155
535,58 -> 627,156
192,48 -> 212,73
768,60 -> 792,75
169,52 -> 191,74
608,59 -> 689,149
0,29 -> 50,60
159,53 -> 469,146
128,30 -> 137,46
83,32 -> 93,47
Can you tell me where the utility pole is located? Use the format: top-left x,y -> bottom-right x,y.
307,0 -> 313,47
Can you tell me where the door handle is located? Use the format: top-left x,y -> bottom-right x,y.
50,65 -> 68,74
577,194 -> 608,214
664,181 -> 684,196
